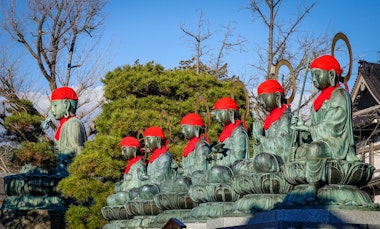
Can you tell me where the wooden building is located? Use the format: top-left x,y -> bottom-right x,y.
351,60 -> 380,201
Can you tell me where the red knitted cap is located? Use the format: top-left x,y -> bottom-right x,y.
213,97 -> 238,111
310,55 -> 343,76
257,79 -> 284,95
144,126 -> 165,139
180,113 -> 205,127
120,136 -> 140,147
51,87 -> 78,101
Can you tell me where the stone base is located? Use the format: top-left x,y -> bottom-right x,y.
1,209 -> 66,229
144,209 -> 380,228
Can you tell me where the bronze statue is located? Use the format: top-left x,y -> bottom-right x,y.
106,136 -> 147,206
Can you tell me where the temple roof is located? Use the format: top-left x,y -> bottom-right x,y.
352,61 -> 380,132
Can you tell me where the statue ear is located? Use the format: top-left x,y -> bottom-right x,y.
329,70 -> 336,86
64,100 -> 71,118
157,137 -> 162,149
274,92 -> 282,108
195,126 -> 200,138
229,109 -> 236,124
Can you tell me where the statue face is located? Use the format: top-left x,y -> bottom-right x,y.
121,146 -> 137,160
311,68 -> 331,90
257,93 -> 277,112
182,125 -> 196,139
214,109 -> 231,126
145,136 -> 158,150
51,100 -> 67,120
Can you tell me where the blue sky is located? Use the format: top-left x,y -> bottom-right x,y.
100,0 -> 380,90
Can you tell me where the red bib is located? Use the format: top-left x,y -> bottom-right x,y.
263,104 -> 288,130
124,156 -> 143,174
149,146 -> 168,163
313,84 -> 340,111
219,120 -> 241,142
54,116 -> 75,140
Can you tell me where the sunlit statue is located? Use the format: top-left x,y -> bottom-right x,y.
282,55 -> 375,207
252,79 -> 293,171
211,97 -> 250,167
50,86 -> 87,176
180,113 -> 211,183
2,86 -> 87,211
232,79 -> 293,213
106,136 -> 147,206
187,98 -> 248,219
138,126 -> 172,199
151,114 -> 210,226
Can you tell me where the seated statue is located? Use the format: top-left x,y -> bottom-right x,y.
188,98 -> 249,219
151,113 -> 210,225
106,136 -> 147,206
138,126 -> 172,199
231,80 -> 293,213
283,55 -> 374,206
180,113 -> 211,185
252,79 -> 293,172
210,97 -> 250,168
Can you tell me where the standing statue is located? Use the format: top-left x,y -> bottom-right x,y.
50,86 -> 87,175
106,136 -> 147,206
180,113 -> 211,181
281,54 -> 375,208
211,97 -> 250,167
2,86 -> 87,212
252,79 -> 293,171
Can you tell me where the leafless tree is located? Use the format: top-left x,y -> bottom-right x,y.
248,0 -> 331,120
180,10 -> 246,79
0,0 -> 108,137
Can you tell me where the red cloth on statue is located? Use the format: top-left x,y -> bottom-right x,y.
219,120 -> 241,142
183,136 -> 203,157
54,116 -> 75,140
149,146 -> 168,163
263,104 -> 288,130
258,79 -> 284,95
124,156 -> 143,174
51,87 -> 78,101
313,84 -> 340,111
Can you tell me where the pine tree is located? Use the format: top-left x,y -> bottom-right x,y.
57,62 -> 252,228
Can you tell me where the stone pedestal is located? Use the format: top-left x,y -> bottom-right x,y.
145,209 -> 380,229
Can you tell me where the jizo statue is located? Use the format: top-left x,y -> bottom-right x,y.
106,136 -> 147,206
50,86 -> 87,175
252,79 -> 293,172
180,113 -> 211,185
290,54 -> 359,202
211,97 -> 250,167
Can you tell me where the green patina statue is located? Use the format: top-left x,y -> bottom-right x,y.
252,79 -> 293,171
106,136 -> 147,206
179,113 -> 211,183
282,55 -> 375,208
232,79 -> 293,213
51,87 -> 87,176
211,97 -> 250,167
2,86 -> 87,210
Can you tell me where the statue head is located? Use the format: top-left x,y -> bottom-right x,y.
213,97 -> 238,126
180,113 -> 205,139
310,55 -> 342,90
143,126 -> 165,151
120,136 -> 141,160
257,79 -> 286,112
51,87 -> 78,120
